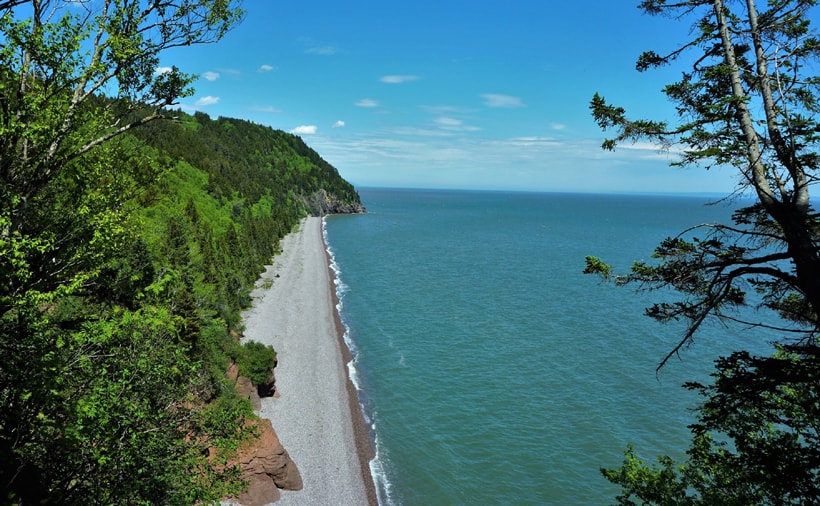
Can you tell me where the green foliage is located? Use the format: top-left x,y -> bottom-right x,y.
603,344 -> 820,505
588,1 -> 820,504
236,341 -> 278,387
196,389 -> 256,454
0,0 -> 365,504
602,446 -> 693,506
0,301 -> 236,505
130,110 -> 363,211
583,255 -> 613,278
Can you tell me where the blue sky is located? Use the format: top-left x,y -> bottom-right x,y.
158,1 -> 743,193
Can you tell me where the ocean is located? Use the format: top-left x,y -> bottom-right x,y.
323,188 -> 767,505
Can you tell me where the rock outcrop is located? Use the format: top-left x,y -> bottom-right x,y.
220,418 -> 303,506
236,418 -> 302,506
307,189 -> 366,216
223,360 -> 298,505
227,358 -> 277,411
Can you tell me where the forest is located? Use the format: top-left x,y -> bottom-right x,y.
2,102 -> 364,504
2,26 -> 364,506
0,2 -> 368,502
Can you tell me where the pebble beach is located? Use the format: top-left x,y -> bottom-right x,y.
240,217 -> 376,505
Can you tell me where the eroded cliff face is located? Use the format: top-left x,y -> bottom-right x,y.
222,361 -> 301,505
307,189 -> 367,216
222,418 -> 303,506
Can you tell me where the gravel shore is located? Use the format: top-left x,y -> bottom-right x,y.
240,217 -> 376,505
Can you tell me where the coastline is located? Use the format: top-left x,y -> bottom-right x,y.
323,220 -> 379,506
239,216 -> 376,505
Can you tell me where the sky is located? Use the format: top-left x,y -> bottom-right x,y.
157,1 -> 746,194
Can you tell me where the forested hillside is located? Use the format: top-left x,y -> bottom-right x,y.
2,105 -> 364,505
131,108 -> 364,330
132,110 -> 362,210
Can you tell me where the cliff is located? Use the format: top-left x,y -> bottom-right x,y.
307,189 -> 367,216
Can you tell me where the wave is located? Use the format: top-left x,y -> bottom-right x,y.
322,217 -> 395,506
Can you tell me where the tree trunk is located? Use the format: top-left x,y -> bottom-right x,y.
713,0 -> 820,321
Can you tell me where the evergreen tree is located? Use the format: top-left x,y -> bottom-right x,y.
586,1 -> 820,503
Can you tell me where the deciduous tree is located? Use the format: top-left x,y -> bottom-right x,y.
0,0 -> 244,503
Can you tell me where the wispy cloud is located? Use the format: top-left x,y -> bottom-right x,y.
481,93 -> 525,108
195,96 -> 220,106
292,125 -> 318,135
421,105 -> 476,115
308,132 -> 727,193
153,66 -> 173,76
202,71 -> 220,81
306,45 -> 338,55
332,120 -> 345,128
258,64 -> 275,72
434,116 -> 482,132
355,98 -> 379,108
614,141 -> 685,160
251,105 -> 282,113
380,74 -> 421,84
298,36 -> 341,56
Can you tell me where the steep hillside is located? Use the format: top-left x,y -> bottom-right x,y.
132,111 -> 364,215
0,105 -> 364,504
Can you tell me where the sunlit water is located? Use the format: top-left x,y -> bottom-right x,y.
324,189 -> 769,505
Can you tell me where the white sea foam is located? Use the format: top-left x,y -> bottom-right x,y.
370,423 -> 396,506
323,216 -> 393,505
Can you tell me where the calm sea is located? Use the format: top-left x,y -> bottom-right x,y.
323,188 -> 767,505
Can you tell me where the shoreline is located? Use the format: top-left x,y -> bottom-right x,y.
322,218 -> 379,506
240,216 -> 376,505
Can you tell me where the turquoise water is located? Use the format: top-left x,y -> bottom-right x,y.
324,189 -> 765,505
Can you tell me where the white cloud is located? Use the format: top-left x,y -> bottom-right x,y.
391,126 -> 457,137
434,117 -> 482,132
292,125 -> 318,135
614,141 -> 685,160
435,117 -> 462,127
308,132 -> 733,193
355,98 -> 379,108
297,36 -> 340,56
195,96 -> 220,106
258,64 -> 275,72
550,123 -> 567,130
202,71 -> 220,81
421,105 -> 475,115
251,105 -> 282,113
481,93 -> 525,108
332,120 -> 345,128
380,74 -> 421,84
154,66 -> 173,76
